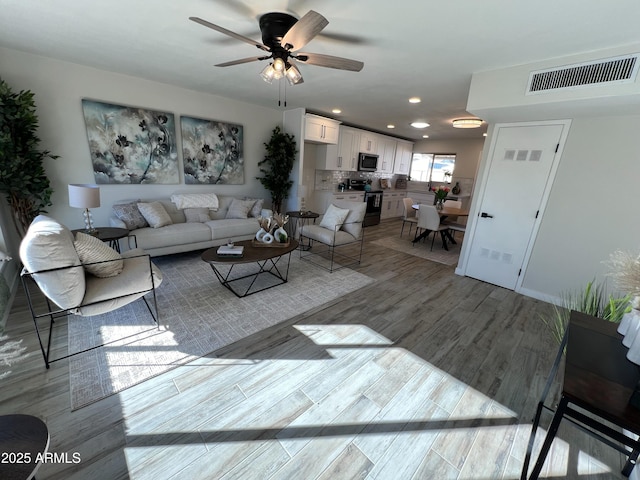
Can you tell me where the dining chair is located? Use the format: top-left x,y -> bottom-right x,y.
441,199 -> 466,239
401,197 -> 419,237
415,204 -> 451,251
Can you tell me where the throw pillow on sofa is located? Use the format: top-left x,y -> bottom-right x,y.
226,198 -> 256,219
137,201 -> 173,228
74,232 -> 124,278
112,201 -> 148,229
319,204 -> 350,231
184,207 -> 211,223
243,197 -> 264,217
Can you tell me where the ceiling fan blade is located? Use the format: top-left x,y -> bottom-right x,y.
281,10 -> 328,51
189,16 -> 270,52
215,56 -> 270,67
295,52 -> 364,72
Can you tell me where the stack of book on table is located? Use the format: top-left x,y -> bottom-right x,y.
216,245 -> 244,258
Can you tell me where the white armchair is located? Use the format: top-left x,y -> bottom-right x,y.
19,215 -> 163,368
299,200 -> 366,272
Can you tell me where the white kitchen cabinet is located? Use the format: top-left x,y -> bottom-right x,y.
314,191 -> 365,218
337,127 -> 360,171
304,114 -> 340,144
377,137 -> 396,174
359,131 -> 378,154
381,191 -> 406,219
393,140 -> 413,175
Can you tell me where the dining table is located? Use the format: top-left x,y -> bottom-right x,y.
411,204 -> 470,248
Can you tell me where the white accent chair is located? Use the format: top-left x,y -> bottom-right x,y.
415,204 -> 451,251
19,215 -> 163,368
401,197 -> 419,237
299,200 -> 366,272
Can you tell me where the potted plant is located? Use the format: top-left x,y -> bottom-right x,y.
256,126 -> 297,214
0,78 -> 58,236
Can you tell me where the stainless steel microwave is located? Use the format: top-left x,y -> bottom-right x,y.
358,153 -> 378,172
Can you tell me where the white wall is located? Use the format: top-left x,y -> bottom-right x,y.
0,47 -> 282,235
521,114 -> 640,297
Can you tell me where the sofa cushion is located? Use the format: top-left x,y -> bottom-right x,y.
133,223 -> 212,250
320,204 -> 350,231
19,215 -> 85,310
113,201 -> 148,229
137,201 -> 173,228
208,196 -> 234,220
226,198 -> 255,219
74,232 -> 124,278
206,218 -> 259,240
184,207 -> 211,223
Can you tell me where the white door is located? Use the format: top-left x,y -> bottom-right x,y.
464,123 -> 567,289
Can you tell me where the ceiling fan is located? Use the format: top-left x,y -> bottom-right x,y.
189,10 -> 364,86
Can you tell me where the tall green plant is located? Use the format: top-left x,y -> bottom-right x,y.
543,280 -> 631,345
0,78 -> 58,236
256,126 -> 297,214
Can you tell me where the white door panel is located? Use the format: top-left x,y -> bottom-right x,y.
465,124 -> 565,289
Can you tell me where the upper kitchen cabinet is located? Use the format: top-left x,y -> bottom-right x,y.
393,140 -> 413,175
304,114 -> 340,144
359,131 -> 378,154
377,136 -> 397,174
337,127 -> 360,171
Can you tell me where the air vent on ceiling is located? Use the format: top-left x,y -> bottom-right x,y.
526,54 -> 639,94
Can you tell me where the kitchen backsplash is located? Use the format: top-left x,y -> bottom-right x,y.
314,169 -> 403,191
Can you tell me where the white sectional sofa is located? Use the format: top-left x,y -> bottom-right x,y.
109,194 -> 271,257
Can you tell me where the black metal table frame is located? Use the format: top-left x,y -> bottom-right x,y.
521,314 -> 640,480
207,252 -> 294,298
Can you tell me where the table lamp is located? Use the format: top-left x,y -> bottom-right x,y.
68,184 -> 100,233
297,184 -> 308,214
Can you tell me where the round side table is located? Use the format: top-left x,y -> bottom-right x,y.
0,414 -> 49,480
286,211 -> 320,250
71,227 -> 133,253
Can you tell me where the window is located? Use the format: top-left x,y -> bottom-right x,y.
410,153 -> 456,183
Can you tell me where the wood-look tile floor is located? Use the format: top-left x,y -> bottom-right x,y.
0,219 -> 630,479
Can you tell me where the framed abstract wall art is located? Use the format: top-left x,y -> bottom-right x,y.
81,99 -> 179,184
180,116 -> 244,184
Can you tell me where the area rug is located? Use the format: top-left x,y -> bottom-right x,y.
67,251 -> 374,410
372,233 -> 463,266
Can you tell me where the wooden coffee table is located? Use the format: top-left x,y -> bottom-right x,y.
201,239 -> 298,298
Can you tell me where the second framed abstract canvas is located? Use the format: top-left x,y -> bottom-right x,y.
180,116 -> 244,184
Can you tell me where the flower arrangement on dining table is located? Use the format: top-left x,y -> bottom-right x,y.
431,185 -> 450,209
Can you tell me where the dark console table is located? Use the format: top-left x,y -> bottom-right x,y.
522,310 -> 640,479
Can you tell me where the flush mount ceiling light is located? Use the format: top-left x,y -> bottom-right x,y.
422,135 -> 429,138
387,124 -> 395,129
409,97 -> 421,104
410,121 -> 430,129
332,108 -> 342,114
452,118 -> 483,128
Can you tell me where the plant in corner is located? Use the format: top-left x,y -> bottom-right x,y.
256,126 -> 297,214
0,78 -> 58,236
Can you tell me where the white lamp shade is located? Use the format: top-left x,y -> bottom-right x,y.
68,184 -> 100,209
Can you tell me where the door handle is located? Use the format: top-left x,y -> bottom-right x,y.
480,212 -> 494,218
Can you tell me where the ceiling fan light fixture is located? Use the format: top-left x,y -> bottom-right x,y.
272,57 -> 286,73
260,63 -> 277,83
285,64 -> 303,85
410,121 -> 430,129
452,118 -> 483,128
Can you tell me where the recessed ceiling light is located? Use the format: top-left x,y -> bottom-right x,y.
410,122 -> 430,129
422,135 -> 429,138
483,133 -> 487,137
409,97 -> 421,104
387,124 -> 395,129
332,108 -> 342,114
452,118 -> 483,128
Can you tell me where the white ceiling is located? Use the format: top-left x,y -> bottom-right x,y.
2,0 -> 640,141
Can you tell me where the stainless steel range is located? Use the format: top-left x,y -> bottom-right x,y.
348,179 -> 383,226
